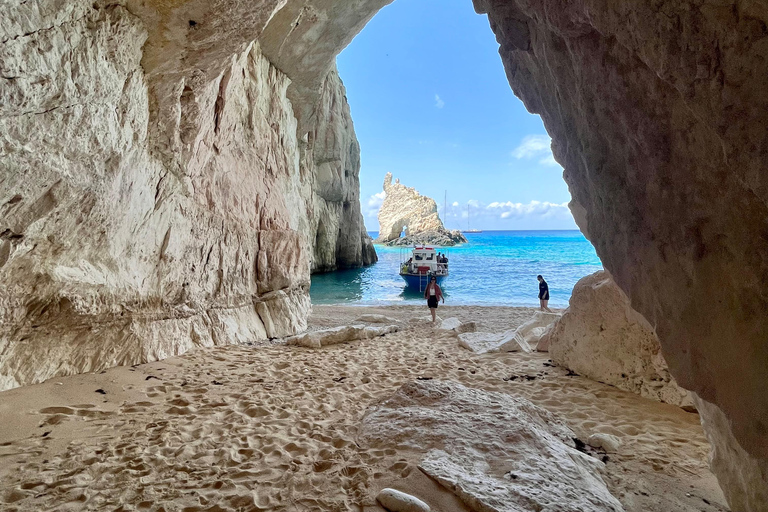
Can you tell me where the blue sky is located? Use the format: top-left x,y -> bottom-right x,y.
336,0 -> 578,231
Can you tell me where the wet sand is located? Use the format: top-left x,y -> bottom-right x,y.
0,305 -> 728,511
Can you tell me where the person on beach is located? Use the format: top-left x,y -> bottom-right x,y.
424,276 -> 444,323
537,275 -> 552,312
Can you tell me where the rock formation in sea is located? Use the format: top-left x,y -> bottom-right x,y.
540,271 -> 693,408
374,173 -> 467,246
1,0 -> 767,506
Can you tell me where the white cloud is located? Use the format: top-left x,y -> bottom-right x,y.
512,134 -> 561,167
485,200 -> 571,220
434,94 -> 445,109
364,191 -> 385,218
452,201 -> 459,207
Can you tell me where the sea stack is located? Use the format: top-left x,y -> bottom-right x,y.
374,173 -> 467,246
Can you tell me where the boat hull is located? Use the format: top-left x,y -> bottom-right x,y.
400,273 -> 447,291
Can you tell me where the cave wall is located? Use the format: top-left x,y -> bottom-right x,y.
472,0 -> 768,506
0,0 -> 374,390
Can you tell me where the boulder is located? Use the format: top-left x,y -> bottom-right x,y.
458,312 -> 560,354
355,314 -> 400,324
439,318 -> 477,333
588,434 -> 622,454
285,324 -> 398,349
376,488 -> 430,512
359,380 -> 624,512
541,272 -> 692,409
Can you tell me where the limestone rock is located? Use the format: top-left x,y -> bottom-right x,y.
374,174 -> 467,246
439,317 -> 476,333
588,434 -> 622,454
693,394 -> 768,512
307,68 -> 378,273
542,272 -> 692,409
376,488 -> 430,512
355,314 -> 399,324
475,0 -> 768,469
0,2 -> 372,390
358,380 -> 624,512
285,324 -> 398,348
458,312 -> 559,354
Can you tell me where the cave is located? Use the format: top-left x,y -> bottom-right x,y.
1,0 -> 767,509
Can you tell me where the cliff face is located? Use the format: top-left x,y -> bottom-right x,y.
374,173 -> 467,246
0,2 -> 372,390
307,69 -> 377,273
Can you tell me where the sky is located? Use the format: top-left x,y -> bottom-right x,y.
336,0 -> 578,232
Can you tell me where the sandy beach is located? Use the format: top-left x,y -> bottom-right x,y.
0,305 -> 728,511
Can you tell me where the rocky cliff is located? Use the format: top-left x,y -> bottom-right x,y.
0,2 -> 373,390
374,173 -> 467,246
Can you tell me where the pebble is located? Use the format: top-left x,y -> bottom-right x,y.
376,488 -> 430,512
587,433 -> 622,453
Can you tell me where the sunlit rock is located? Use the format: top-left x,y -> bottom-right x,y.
285,324 -> 398,348
359,380 -> 624,512
542,272 -> 692,408
374,173 -> 466,246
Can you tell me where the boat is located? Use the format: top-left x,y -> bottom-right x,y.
461,203 -> 483,233
399,246 -> 448,292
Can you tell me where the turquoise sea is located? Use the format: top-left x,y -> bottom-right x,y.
310,230 -> 603,308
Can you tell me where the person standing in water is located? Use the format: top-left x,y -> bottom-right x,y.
424,276 -> 444,324
537,275 -> 552,312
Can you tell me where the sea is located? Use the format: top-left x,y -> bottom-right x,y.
310,230 -> 603,308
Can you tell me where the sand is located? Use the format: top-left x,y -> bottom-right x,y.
0,305 -> 728,511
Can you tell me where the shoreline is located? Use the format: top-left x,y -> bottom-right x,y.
0,305 -> 727,511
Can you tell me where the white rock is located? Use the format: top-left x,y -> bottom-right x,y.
373,173 -> 465,245
285,324 -> 398,348
542,271 -> 693,408
0,6 -> 373,391
588,433 -> 622,453
458,312 -> 559,354
354,314 -> 399,324
359,380 -> 624,512
376,488 -> 430,512
438,317 -> 476,333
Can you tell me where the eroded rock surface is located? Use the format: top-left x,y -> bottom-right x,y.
458,311 -> 560,354
541,272 -> 692,408
474,0 -> 768,466
358,380 -> 624,512
285,324 -> 398,348
0,2 -> 374,390
374,173 -> 466,246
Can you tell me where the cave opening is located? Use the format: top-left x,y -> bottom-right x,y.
0,0 -> 765,508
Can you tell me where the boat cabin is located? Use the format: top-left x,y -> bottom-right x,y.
401,247 -> 448,276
